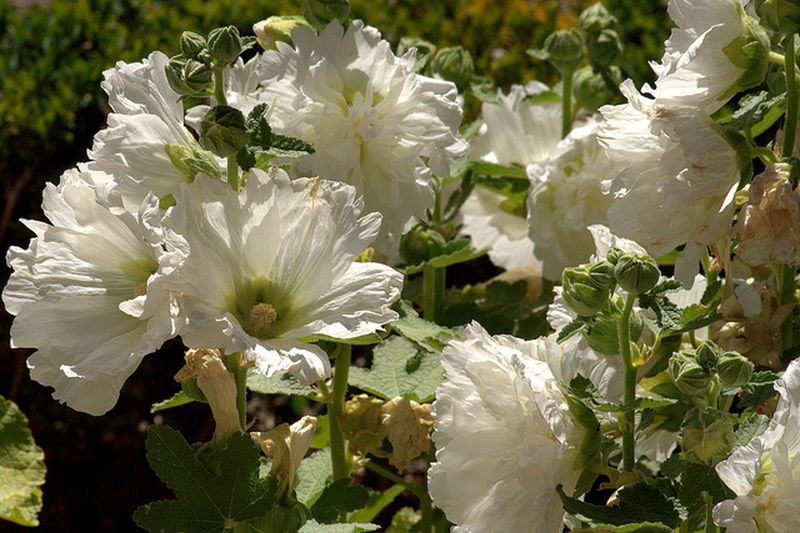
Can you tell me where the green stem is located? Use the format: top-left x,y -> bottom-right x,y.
329,344 -> 352,481
783,35 -> 798,159
214,65 -> 228,105
222,352 -> 247,430
618,292 -> 637,472
778,263 -> 796,352
703,491 -> 719,533
363,460 -> 425,499
419,488 -> 433,533
227,157 -> 239,190
770,50 -> 787,65
561,68 -> 573,138
423,265 -> 445,324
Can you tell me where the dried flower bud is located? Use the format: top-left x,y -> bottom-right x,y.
251,416 -> 317,495
380,397 -> 434,471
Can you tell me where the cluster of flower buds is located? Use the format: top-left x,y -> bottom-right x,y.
668,340 -> 754,397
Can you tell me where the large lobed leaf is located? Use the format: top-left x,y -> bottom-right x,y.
0,396 -> 45,527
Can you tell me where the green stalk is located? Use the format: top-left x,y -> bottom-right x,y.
423,265 -> 445,324
617,292 -> 637,472
222,352 -> 247,430
214,65 -> 228,106
561,68 -> 574,138
780,34 -> 798,353
329,344 -> 352,481
703,491 -> 719,533
227,157 -> 239,190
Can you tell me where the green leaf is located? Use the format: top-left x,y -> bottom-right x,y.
638,293 -> 682,330
310,415 -> 330,449
133,426 -> 279,532
591,523 -> 673,533
676,461 -> 735,531
298,520 -> 380,533
267,134 -> 315,158
350,484 -> 405,523
739,370 -> 780,409
296,449 -> 333,507
556,482 -> 683,528
310,479 -> 370,523
470,160 -> 528,179
724,91 -> 786,136
391,300 -> 460,352
404,238 -> 487,274
557,317 -> 586,343
349,336 -> 444,402
734,413 -> 769,448
0,396 -> 45,527
246,370 -> 317,398
151,390 -> 195,413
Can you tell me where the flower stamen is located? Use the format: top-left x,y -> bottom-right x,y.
249,302 -> 278,335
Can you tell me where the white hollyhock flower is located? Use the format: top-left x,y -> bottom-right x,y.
645,0 -> 759,113
87,51 -> 206,211
527,120 -> 621,280
429,322 -> 621,532
162,167 -> 403,385
599,81 -> 739,286
460,83 -> 561,271
257,20 -> 467,251
714,359 -> 800,532
2,169 -> 183,415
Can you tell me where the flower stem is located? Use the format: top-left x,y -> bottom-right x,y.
227,157 -> 239,191
423,265 -> 445,324
214,65 -> 228,106
363,459 -> 425,499
329,344 -> 352,481
703,491 -> 719,533
617,292 -> 637,472
561,68 -> 573,138
222,352 -> 247,430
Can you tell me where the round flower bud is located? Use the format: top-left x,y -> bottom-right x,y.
613,253 -> 659,294
606,247 -> 624,265
682,408 -> 735,465
165,55 -> 212,96
252,16 -> 313,50
669,352 -> 711,397
717,351 -> 754,387
562,266 -> 610,317
723,17 -> 770,93
207,25 -> 243,66
578,3 -> 617,35
756,0 -> 800,34
586,28 -> 622,68
542,29 -> 584,73
695,341 -> 721,373
199,104 -> 249,158
399,226 -> 447,266
180,31 -> 207,58
588,260 -> 616,290
431,46 -> 474,91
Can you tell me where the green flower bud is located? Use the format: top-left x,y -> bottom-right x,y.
573,65 -> 613,112
165,55 -> 212,96
180,31 -> 207,58
252,16 -> 313,50
562,266 -> 610,317
588,260 -> 616,289
431,46 -> 474,91
200,105 -> 249,157
614,253 -> 660,294
586,28 -> 622,68
304,0 -> 350,28
682,408 -> 735,465
398,37 -> 437,73
717,351 -> 754,387
756,0 -> 800,34
669,352 -> 711,396
543,29 -> 584,73
399,226 -> 447,266
695,341 -> 721,373
722,17 -> 769,95
578,3 -> 617,35
207,26 -> 243,66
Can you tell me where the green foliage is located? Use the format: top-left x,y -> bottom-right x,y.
246,369 -> 318,398
404,238 -> 487,274
298,521 -> 380,533
348,336 -> 444,402
0,396 -> 45,527
133,426 -> 279,532
734,413 -> 769,448
350,485 -> 405,523
151,390 -> 195,413
390,300 -> 459,352
295,449 -> 333,507
309,479 -> 370,523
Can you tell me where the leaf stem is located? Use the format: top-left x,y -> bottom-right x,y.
222,352 -> 247,430
617,292 -> 637,472
423,265 -> 445,324
329,344 -> 352,481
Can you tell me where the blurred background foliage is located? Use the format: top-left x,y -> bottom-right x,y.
0,0 -> 668,530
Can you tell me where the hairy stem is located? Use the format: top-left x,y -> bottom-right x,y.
561,69 -> 574,138
618,292 -> 637,472
222,352 -> 247,430
423,265 -> 445,324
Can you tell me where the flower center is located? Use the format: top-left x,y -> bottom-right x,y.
249,302 -> 278,335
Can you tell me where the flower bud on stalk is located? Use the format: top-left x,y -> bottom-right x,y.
717,351 -> 754,387
207,26 -> 243,66
573,65 -> 614,112
614,253 -> 660,294
542,29 -> 584,74
175,349 -> 240,440
756,0 -> 800,34
578,3 -> 617,35
562,266 -> 611,317
199,105 -> 249,157
166,55 -> 212,96
399,226 -> 447,266
583,310 -> 642,355
253,16 -> 313,50
669,352 -> 711,397
431,46 -> 474,91
586,28 -> 622,68
180,31 -> 207,58
695,341 -> 721,373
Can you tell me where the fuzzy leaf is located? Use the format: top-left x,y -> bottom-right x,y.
246,370 -> 317,398
556,482 -> 683,528
349,336 -> 443,402
390,300 -> 459,352
151,390 -> 194,413
404,239 -> 487,274
739,371 -> 780,409
310,479 -> 370,523
298,520 -> 379,533
0,396 -> 45,527
557,317 -> 586,343
638,293 -> 682,330
350,485 -> 405,523
133,426 -> 278,532
734,413 -> 769,448
295,449 -> 333,507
